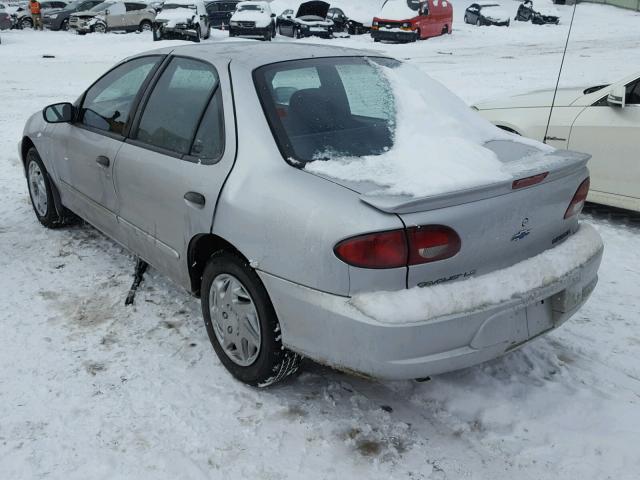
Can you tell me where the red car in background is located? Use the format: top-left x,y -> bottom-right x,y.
372,0 -> 452,42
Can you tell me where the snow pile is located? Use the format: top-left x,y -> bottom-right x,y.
306,62 -> 529,197
351,223 -> 603,324
157,7 -> 196,26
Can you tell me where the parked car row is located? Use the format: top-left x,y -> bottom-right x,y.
464,0 -> 559,27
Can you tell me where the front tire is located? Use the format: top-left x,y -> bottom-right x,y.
61,18 -> 69,30
193,24 -> 201,42
26,148 -> 64,228
201,252 -> 301,387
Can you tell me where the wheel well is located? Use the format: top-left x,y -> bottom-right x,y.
188,233 -> 247,296
21,137 -> 35,171
496,125 -> 521,136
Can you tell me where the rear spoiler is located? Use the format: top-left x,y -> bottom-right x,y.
360,150 -> 590,215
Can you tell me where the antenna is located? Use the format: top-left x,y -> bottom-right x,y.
543,2 -> 578,144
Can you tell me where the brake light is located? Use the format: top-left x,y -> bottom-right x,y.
512,172 -> 549,189
564,177 -> 590,219
334,225 -> 461,269
406,225 -> 461,265
334,230 -> 407,269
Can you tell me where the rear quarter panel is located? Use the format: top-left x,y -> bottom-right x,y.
214,62 -> 406,296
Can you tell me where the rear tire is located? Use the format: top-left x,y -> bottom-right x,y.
201,252 -> 302,387
25,148 -> 68,229
139,19 -> 152,32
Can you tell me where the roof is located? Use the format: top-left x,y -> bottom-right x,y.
144,42 -> 384,69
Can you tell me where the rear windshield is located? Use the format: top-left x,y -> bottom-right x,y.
254,57 -> 398,165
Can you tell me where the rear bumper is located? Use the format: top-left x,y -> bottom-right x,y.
260,224 -> 603,380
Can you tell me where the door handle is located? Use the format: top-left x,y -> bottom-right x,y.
96,155 -> 110,167
184,191 -> 206,207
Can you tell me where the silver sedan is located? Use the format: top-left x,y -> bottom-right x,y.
19,43 -> 602,386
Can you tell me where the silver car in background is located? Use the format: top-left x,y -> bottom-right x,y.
19,44 -> 602,387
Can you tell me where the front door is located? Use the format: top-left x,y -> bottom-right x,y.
113,56 -> 237,286
55,55 -> 162,235
569,77 -> 640,208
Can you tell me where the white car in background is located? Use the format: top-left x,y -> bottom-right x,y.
229,1 -> 275,41
475,72 -> 640,212
153,0 -> 210,41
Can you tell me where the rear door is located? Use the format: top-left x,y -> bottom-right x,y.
569,77 -> 640,205
113,55 -> 237,285
124,2 -> 145,28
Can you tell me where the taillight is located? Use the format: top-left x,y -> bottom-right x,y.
406,225 -> 461,265
334,230 -> 407,269
564,177 -> 590,219
334,225 -> 461,269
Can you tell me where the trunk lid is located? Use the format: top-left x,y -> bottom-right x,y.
310,141 -> 591,289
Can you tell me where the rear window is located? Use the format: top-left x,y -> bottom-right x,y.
254,57 -> 397,164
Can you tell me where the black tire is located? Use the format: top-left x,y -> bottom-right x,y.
263,29 -> 270,41
271,24 -> 276,38
373,37 -> 380,42
61,18 -> 69,31
193,25 -> 201,42
25,148 -> 68,228
476,19 -> 481,27
21,17 -> 33,29
201,252 -> 302,387
152,26 -> 162,41
139,19 -> 152,32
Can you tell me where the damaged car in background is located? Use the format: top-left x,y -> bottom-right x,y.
464,2 -> 510,27
276,0 -> 334,39
153,0 -> 210,41
69,1 -> 155,34
229,1 -> 276,41
20,43 -> 603,387
515,0 -> 559,25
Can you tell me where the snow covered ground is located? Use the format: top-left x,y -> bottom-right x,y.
1,2 -> 640,478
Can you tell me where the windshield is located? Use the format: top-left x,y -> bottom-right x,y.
90,1 -> 115,11
254,57 -> 397,164
64,0 -> 83,8
238,4 -> 262,11
163,2 -> 195,9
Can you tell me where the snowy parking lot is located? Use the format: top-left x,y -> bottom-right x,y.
1,1 -> 640,478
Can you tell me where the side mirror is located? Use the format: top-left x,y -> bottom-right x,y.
271,13 -> 275,17
607,85 -> 626,108
285,14 -> 292,19
43,102 -> 74,123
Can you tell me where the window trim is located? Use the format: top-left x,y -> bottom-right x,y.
128,54 -> 226,165
73,54 -> 167,141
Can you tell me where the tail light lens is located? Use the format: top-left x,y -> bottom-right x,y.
334,225 -> 461,269
564,177 -> 590,219
406,225 -> 461,265
334,230 -> 407,269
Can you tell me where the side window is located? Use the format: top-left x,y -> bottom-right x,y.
79,56 -> 160,136
135,57 -> 219,156
125,2 -> 145,11
626,79 -> 640,105
271,67 -> 321,105
191,89 -> 225,162
206,2 -> 219,13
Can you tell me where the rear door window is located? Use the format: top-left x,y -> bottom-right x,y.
135,57 -> 220,157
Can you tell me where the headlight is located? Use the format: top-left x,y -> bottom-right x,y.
49,14 -> 58,19
229,21 -> 239,26
372,20 -> 378,26
402,22 -> 410,28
